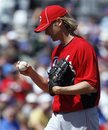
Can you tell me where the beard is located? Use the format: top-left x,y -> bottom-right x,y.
50,34 -> 59,41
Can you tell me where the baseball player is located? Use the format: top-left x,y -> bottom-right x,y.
16,5 -> 100,130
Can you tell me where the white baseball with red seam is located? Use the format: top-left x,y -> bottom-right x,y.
18,61 -> 28,71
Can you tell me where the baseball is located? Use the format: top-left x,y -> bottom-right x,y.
18,61 -> 28,71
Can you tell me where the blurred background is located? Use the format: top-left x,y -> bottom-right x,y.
0,0 -> 108,130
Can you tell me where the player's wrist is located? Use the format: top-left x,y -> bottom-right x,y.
52,86 -> 62,95
27,66 -> 35,76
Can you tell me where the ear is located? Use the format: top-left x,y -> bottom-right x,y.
55,18 -> 63,27
57,19 -> 63,26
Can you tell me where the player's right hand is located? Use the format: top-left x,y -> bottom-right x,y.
15,61 -> 33,76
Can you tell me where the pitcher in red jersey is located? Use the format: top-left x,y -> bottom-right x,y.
16,5 -> 100,130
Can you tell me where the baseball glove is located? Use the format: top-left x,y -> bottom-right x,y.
48,59 -> 75,96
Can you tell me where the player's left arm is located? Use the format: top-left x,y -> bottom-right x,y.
52,81 -> 97,95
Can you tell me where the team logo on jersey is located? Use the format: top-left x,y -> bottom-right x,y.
52,55 -> 72,66
52,56 -> 58,67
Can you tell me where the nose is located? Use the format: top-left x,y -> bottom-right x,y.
45,29 -> 49,35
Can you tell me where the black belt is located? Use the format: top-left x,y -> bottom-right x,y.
53,107 -> 97,116
53,112 -> 70,116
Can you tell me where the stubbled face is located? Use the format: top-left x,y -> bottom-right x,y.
45,20 -> 61,41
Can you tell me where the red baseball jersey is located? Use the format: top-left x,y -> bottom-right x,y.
51,36 -> 100,112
